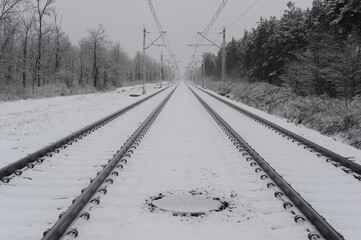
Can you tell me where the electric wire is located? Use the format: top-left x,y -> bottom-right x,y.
146,0 -> 180,73
186,0 -> 229,76
227,0 -> 260,29
186,0 -> 261,77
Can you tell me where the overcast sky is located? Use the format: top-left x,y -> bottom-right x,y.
56,0 -> 313,72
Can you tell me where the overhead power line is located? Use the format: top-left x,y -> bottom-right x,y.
200,0 -> 229,35
186,0 -> 260,83
146,0 -> 179,72
227,0 -> 260,29
187,0 -> 229,72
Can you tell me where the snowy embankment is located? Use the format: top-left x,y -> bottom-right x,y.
203,81 -> 361,165
0,83 -> 165,168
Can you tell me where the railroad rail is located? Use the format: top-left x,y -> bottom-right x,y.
0,84 -> 173,183
193,84 -> 361,178
188,84 -> 344,240
42,85 -> 178,240
1,82 -> 356,239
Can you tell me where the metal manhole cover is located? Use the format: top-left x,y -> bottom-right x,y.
149,193 -> 228,216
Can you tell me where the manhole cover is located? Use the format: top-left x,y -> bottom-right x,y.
149,194 -> 228,216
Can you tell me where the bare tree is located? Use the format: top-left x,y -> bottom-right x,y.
0,0 -> 24,24
0,15 -> 18,86
0,2 -> 164,98
88,24 -> 107,88
19,14 -> 33,88
52,8 -> 61,72
78,38 -> 91,86
34,0 -> 54,87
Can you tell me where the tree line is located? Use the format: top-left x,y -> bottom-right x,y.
203,0 -> 360,104
0,0 -> 169,98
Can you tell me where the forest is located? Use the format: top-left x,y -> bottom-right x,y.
200,0 -> 361,148
203,0 -> 360,104
0,0 -> 169,100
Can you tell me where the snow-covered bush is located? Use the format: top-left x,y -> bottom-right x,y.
205,80 -> 361,149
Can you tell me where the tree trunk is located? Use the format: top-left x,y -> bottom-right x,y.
22,36 -> 28,88
93,43 -> 97,88
36,18 -> 42,87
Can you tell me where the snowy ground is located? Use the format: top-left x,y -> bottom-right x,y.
198,85 -> 361,166
0,83 -> 167,169
62,83 -> 319,240
192,84 -> 361,240
0,84 -> 175,240
1,81 -> 360,239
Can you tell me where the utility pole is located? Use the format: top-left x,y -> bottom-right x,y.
195,62 -> 198,84
160,52 -> 163,87
142,27 -> 166,94
160,52 -> 163,81
196,27 -> 227,90
221,26 -> 226,86
202,59 -> 205,88
142,27 -> 147,95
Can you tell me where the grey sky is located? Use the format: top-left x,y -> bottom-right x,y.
56,0 -> 313,72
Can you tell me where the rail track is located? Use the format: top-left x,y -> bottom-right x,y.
0,84 -> 177,239
193,84 -> 361,179
189,83 -> 361,240
188,84 -> 343,240
41,85 -> 178,240
0,84 -> 173,183
1,82 -> 359,240
52,82 -> 350,240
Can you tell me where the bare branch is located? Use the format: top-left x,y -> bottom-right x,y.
0,0 -> 24,23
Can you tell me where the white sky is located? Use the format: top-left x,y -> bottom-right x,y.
55,0 -> 313,72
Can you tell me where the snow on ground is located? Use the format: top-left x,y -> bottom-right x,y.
0,83 -> 167,168
0,86 -> 175,240
192,84 -> 361,240
199,85 -> 361,165
63,83 -> 319,240
1,81 -> 359,239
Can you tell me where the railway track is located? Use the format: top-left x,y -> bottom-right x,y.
188,84 -> 342,240
0,84 -> 177,240
192,84 -> 361,178
52,82 -> 346,240
189,83 -> 361,240
0,84 -> 173,182
2,82 -> 359,240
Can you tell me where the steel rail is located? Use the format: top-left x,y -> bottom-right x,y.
188,84 -> 344,240
193,85 -> 361,176
0,84 -> 173,181
42,84 -> 178,240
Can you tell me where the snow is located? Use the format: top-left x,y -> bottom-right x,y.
0,83 -> 166,169
198,85 -> 361,165
2,81 -> 359,239
151,194 -> 223,214
62,82 -> 319,240
0,83 -> 175,239
192,84 -> 361,240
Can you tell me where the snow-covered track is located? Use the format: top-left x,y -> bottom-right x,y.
0,84 -> 173,183
42,85 -> 177,240
0,85 -> 177,239
188,84 -> 344,240
56,83 -> 327,240
193,85 -> 361,179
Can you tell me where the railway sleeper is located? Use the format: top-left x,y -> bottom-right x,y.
41,84 -> 178,240
0,85 -> 173,184
194,85 -> 361,178
188,84 -> 343,240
